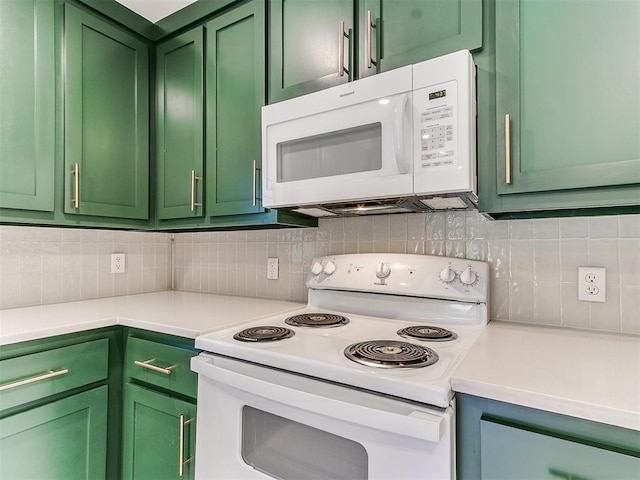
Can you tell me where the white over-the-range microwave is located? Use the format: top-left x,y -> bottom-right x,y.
261,49 -> 477,217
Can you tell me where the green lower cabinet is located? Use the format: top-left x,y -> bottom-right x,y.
457,393 -> 640,479
479,0 -> 640,217
64,3 -> 150,220
0,0 -> 55,213
122,383 -> 196,480
0,385 -> 108,479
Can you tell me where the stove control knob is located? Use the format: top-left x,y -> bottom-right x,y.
439,265 -> 456,283
460,266 -> 478,285
310,261 -> 324,276
323,261 -> 337,275
375,262 -> 391,279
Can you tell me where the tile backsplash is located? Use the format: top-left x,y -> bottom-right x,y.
1,213 -> 639,335
0,227 -> 171,308
173,212 -> 640,335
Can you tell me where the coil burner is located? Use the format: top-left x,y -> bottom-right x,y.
233,326 -> 294,342
344,340 -> 438,368
397,326 -> 458,342
285,313 -> 350,328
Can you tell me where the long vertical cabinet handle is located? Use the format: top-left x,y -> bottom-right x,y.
190,170 -> 201,212
366,10 -> 377,69
252,160 -> 261,207
178,414 -> 194,477
338,21 -> 350,76
504,113 -> 512,184
72,163 -> 80,209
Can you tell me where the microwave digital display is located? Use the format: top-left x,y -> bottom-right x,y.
429,90 -> 446,100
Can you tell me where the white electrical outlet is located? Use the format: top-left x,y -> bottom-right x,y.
111,253 -> 126,274
578,267 -> 606,302
267,257 -> 279,280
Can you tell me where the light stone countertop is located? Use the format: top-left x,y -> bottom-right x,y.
3,295 -> 638,432
452,321 -> 640,431
0,291 -> 303,345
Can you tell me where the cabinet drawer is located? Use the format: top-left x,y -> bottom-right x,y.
0,338 -> 109,412
125,337 -> 197,398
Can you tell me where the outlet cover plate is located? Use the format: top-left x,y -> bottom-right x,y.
578,267 -> 605,302
267,257 -> 279,280
111,253 -> 126,274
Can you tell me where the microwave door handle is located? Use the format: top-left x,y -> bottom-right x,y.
393,93 -> 411,174
191,355 -> 443,443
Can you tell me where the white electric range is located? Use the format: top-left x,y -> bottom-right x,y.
191,253 -> 489,480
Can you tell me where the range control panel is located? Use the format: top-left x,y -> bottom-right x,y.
307,253 -> 489,304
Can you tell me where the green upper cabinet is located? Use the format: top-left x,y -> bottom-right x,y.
268,0 -> 354,103
156,28 -> 204,220
64,3 -> 149,220
357,0 -> 482,78
206,0 -> 266,216
268,0 -> 482,103
0,0 -> 55,212
480,0 -> 640,217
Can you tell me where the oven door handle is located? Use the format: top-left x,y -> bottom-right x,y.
192,356 -> 443,443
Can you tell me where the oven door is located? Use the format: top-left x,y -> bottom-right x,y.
191,353 -> 454,480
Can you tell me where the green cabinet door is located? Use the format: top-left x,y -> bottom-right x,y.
268,0 -> 354,103
156,28 -> 204,220
457,394 -> 640,479
206,1 -> 266,216
0,0 -> 55,212
64,3 -> 149,220
357,0 -> 482,78
480,418 -> 640,479
481,0 -> 640,216
0,385 -> 108,479
122,383 -> 196,480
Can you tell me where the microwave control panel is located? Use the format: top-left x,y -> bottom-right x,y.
415,79 -> 459,170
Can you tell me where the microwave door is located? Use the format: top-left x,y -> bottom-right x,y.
263,92 -> 413,209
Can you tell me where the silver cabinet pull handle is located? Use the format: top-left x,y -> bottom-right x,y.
190,170 -> 201,212
0,368 -> 69,392
338,20 -> 350,76
134,359 -> 176,375
72,163 -> 80,208
252,160 -> 261,207
366,10 -> 377,68
504,113 -> 512,184
179,414 -> 194,477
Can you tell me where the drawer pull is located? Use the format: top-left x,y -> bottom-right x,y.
134,359 -> 176,375
0,368 -> 69,392
179,414 -> 195,477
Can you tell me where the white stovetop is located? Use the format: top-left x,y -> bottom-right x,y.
452,321 -> 640,431
0,291 -> 302,345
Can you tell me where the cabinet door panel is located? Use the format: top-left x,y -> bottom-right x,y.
359,0 -> 482,77
268,0 -> 353,103
122,383 -> 196,480
64,4 -> 149,219
206,1 -> 265,216
157,28 -> 204,220
480,418 -> 640,479
0,0 -> 54,212
0,386 -> 108,479
496,0 -> 640,195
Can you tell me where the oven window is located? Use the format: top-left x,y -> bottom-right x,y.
276,123 -> 382,183
241,406 -> 368,480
